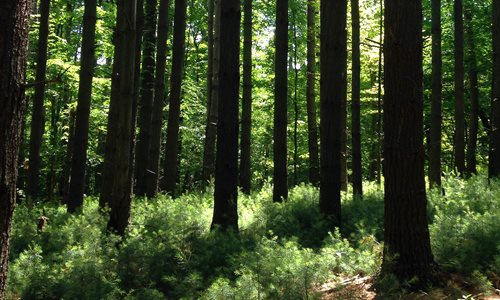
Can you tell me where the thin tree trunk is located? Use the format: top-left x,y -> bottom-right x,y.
319,0 -> 347,227
163,0 -> 187,195
0,0 -> 31,296
306,0 -> 320,186
146,0 -> 171,198
454,0 -> 466,174
292,8 -> 299,186
376,0 -> 383,187
351,0 -> 362,196
429,0 -> 442,187
99,0 -> 137,236
135,0 -> 158,196
341,43 -> 348,192
239,0 -> 253,194
273,0 -> 288,202
465,8 -> 479,175
381,0 -> 437,285
211,0 -> 240,232
491,0 -> 500,178
62,108 -> 75,202
28,0 -> 51,200
66,0 -> 97,212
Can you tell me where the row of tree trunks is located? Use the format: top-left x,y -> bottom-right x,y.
146,0 -> 171,198
66,0 -> 97,212
0,0 -> 32,297
162,0 -> 187,196
27,0 -> 50,200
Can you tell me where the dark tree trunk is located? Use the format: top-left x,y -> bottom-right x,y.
66,0 -> 97,212
211,0 -> 240,232
135,0 -> 158,196
146,0 -> 171,198
306,0 -> 320,186
491,0 -> 500,178
454,0 -> 466,174
351,0 -> 362,196
0,0 -> 31,296
28,0 -> 50,200
429,0 -> 442,188
202,0 -> 219,183
341,46 -> 348,192
239,0 -> 252,194
376,0 -> 383,187
292,9 -> 299,186
319,0 -> 346,227
163,0 -> 187,195
99,0 -> 137,236
381,0 -> 437,285
465,8 -> 479,176
273,0 -> 288,202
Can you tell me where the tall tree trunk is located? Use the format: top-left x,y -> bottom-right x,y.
351,0 -> 362,196
211,0 -> 240,231
273,0 -> 288,202
146,0 -> 171,198
163,0 -> 187,195
429,0 -> 442,187
202,0 -> 218,183
381,0 -> 437,285
66,0 -> 97,212
376,0 -> 383,187
491,0 -> 500,178
292,8 -> 299,186
306,0 -> 320,186
99,0 -> 137,236
0,0 -> 31,296
454,0 -> 466,174
341,44 -> 348,192
319,0 -> 346,227
239,0 -> 252,194
465,8 -> 479,176
135,0 -> 158,196
28,0 -> 50,200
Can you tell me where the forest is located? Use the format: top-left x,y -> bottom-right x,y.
0,0 -> 499,298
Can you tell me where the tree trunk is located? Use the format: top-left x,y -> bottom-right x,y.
146,0 -> 171,198
465,8 -> 479,176
0,0 -> 31,296
211,0 -> 240,231
341,43 -> 348,192
491,0 -> 500,178
292,8 -> 299,186
66,0 -> 97,212
351,0 -> 362,196
135,0 -> 158,196
28,0 -> 51,200
163,0 -> 187,195
376,0 -> 383,187
429,0 -> 442,188
306,0 -> 320,186
381,0 -> 437,285
454,0 -> 466,175
62,108 -> 75,202
239,0 -> 252,194
319,0 -> 346,227
273,0 -> 288,202
99,0 -> 137,236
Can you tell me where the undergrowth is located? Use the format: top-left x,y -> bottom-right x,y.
6,175 -> 500,299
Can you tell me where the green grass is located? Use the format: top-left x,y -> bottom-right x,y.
6,175 -> 500,299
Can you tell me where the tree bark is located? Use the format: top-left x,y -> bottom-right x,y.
429,0 -> 442,187
0,0 -> 31,297
28,0 -> 51,200
491,0 -> 500,178
273,0 -> 288,202
306,0 -> 320,186
66,0 -> 97,212
99,0 -> 137,236
163,0 -> 187,195
211,0 -> 240,232
146,0 -> 171,198
454,0 -> 466,175
465,8 -> 479,176
381,0 -> 437,285
239,0 -> 252,194
351,0 -> 362,196
135,0 -> 158,196
319,0 -> 346,227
